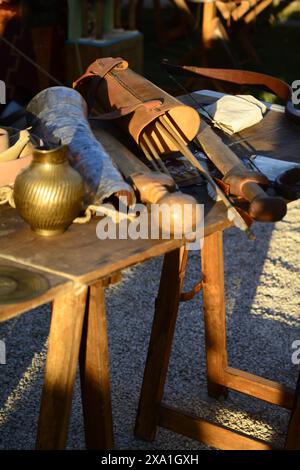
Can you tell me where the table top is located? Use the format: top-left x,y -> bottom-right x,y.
184,90 -> 300,165
0,258 -> 73,322
0,199 -> 229,320
1,90 -> 299,319
0,196 -> 227,283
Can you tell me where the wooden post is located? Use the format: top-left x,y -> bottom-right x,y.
114,0 -> 122,29
80,281 -> 114,450
81,0 -> 89,37
36,285 -> 88,449
244,0 -> 273,24
202,231 -> 228,398
128,0 -> 139,30
202,2 -> 217,51
103,0 -> 115,34
135,247 -> 188,441
31,27 -> 54,91
95,0 -> 105,39
67,0 -> 82,40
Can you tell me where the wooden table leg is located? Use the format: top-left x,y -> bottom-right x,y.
202,231 -> 228,399
135,247 -> 188,441
202,2 -> 217,52
79,281 -> 114,450
36,285 -> 88,450
285,373 -> 300,449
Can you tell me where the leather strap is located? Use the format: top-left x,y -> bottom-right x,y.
74,57 -> 163,120
161,59 -> 300,123
89,57 -> 128,78
73,57 -> 127,89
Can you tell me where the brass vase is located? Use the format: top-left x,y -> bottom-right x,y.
14,145 -> 84,236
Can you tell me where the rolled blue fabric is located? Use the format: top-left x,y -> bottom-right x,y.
27,86 -> 133,206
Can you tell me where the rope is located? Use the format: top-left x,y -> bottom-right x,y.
74,204 -> 136,224
0,186 -> 15,208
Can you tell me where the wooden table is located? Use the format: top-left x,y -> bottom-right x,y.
1,91 -> 299,450
134,91 -> 300,450
0,147 -> 229,450
0,208 -> 175,449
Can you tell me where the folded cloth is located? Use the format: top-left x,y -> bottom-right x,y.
205,95 -> 267,135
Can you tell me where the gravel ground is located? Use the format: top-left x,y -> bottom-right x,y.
0,199 -> 299,450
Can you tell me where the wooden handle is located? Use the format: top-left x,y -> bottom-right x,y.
243,182 -> 287,222
92,125 -> 199,235
198,120 -> 287,222
199,120 -> 251,176
131,172 -> 175,204
133,172 -> 199,236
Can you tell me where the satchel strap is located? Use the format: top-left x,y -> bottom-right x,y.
73,57 -> 163,119
88,57 -> 128,78
161,59 -> 300,124
73,57 -> 128,89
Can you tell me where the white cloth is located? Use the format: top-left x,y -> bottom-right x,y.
205,95 -> 267,135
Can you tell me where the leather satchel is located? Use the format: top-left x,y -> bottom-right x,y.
73,57 -> 201,154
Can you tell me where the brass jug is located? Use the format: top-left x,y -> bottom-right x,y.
14,145 -> 84,236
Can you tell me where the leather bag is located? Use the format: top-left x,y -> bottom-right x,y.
73,57 -> 201,154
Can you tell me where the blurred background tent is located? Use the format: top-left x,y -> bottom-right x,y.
0,0 -> 67,106
0,0 -> 300,113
